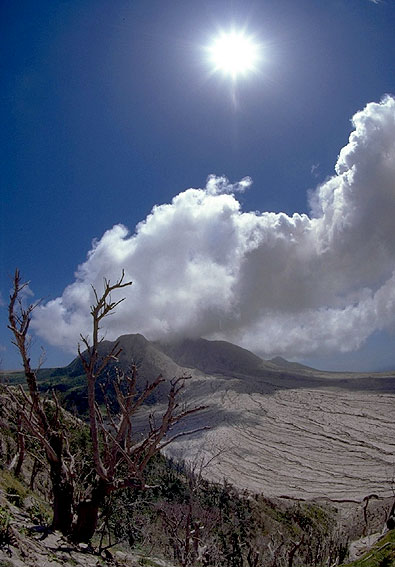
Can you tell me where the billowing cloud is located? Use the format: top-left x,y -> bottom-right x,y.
33,96 -> 395,358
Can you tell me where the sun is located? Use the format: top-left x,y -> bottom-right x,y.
208,30 -> 260,78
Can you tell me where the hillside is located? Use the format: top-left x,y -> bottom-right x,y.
3,334 -> 395,566
155,337 -> 270,375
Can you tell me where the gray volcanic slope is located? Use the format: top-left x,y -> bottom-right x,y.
105,336 -> 395,501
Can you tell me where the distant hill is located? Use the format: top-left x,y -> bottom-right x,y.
269,356 -> 317,372
155,337 -> 270,375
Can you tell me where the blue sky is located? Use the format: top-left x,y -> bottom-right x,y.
2,0 -> 395,371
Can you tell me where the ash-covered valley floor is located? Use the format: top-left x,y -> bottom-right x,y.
166,379 -> 395,500
149,338 -> 395,501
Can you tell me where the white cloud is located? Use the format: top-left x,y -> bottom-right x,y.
310,163 -> 320,178
205,174 -> 252,195
32,96 -> 395,358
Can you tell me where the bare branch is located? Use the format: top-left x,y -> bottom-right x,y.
169,404 -> 208,426
100,381 -> 118,433
7,270 -> 46,424
157,426 -> 211,452
80,272 -> 133,483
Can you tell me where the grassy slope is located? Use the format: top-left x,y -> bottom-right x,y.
341,530 -> 395,567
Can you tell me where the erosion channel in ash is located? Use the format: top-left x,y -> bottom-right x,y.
153,339 -> 395,502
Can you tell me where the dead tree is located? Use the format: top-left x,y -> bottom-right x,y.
7,411 -> 25,477
287,535 -> 304,567
75,270 -> 208,542
363,494 -> 379,536
8,269 -> 207,542
7,269 -> 75,534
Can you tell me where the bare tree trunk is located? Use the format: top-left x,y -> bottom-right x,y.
51,470 -> 74,534
7,415 -> 25,476
72,479 -> 109,543
49,433 -> 74,534
14,439 -> 24,477
8,270 -> 75,537
29,457 -> 40,491
14,416 -> 25,477
288,537 -> 304,567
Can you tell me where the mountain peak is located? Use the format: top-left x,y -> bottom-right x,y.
155,336 -> 265,375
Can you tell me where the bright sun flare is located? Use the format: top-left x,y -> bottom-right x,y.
208,30 -> 260,78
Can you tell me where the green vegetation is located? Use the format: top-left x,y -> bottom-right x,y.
0,506 -> 11,548
0,468 -> 51,526
94,455 -> 344,567
138,558 -> 162,567
340,530 -> 395,567
0,470 -> 27,507
1,362 -> 153,418
1,366 -> 90,416
0,417 -> 369,567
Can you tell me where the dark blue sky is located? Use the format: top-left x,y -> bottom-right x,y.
2,0 -> 395,370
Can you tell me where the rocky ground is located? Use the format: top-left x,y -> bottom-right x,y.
0,497 -> 176,567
